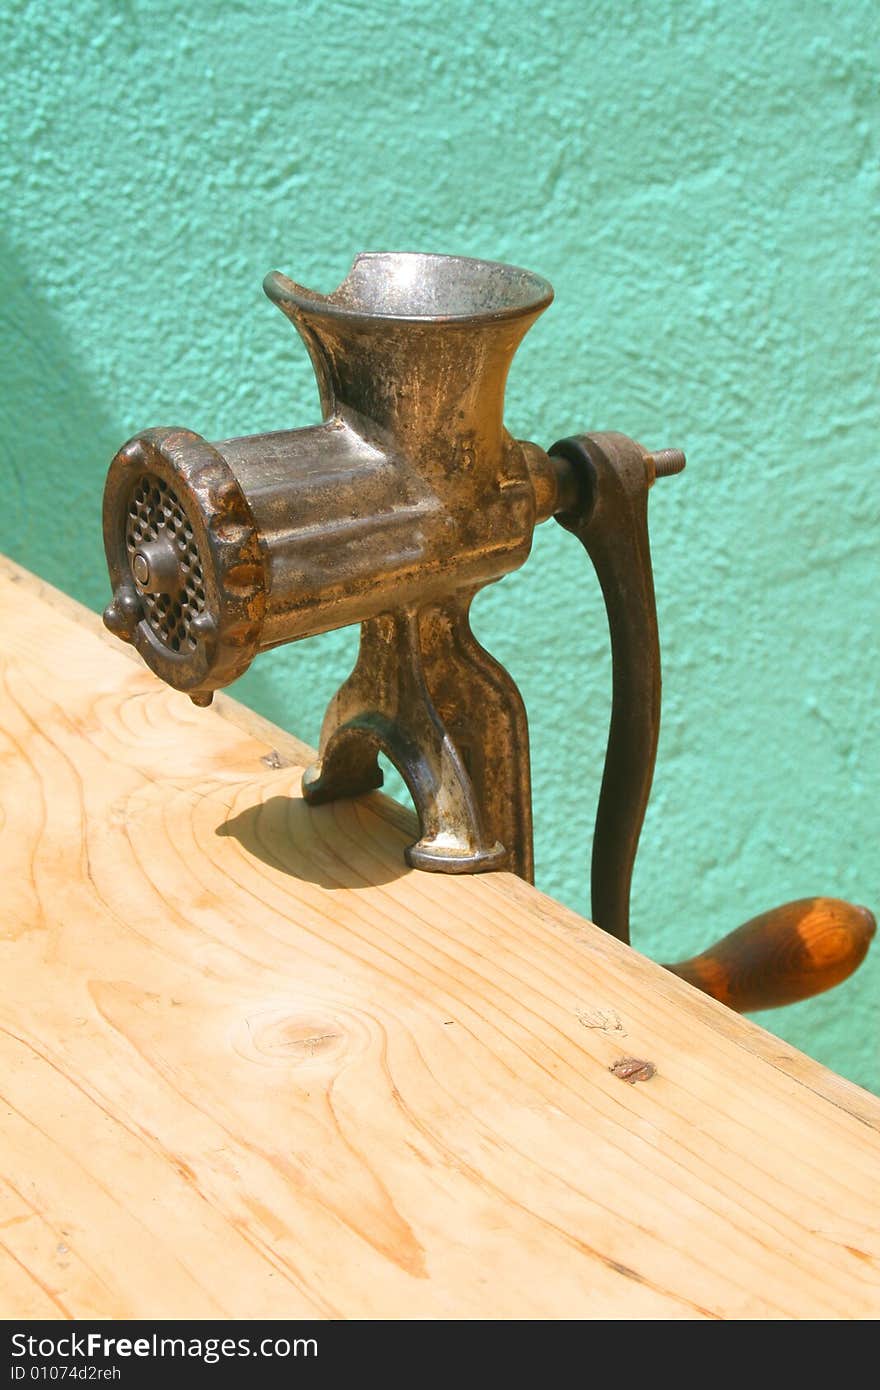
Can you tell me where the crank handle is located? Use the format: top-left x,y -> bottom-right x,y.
546,431 -> 874,1012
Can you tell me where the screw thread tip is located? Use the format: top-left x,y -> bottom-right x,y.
651,447 -> 686,477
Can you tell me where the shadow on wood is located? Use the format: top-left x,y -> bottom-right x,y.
216,794 -> 409,889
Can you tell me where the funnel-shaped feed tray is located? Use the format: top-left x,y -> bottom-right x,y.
264,251 -> 554,324
263,252 -> 553,461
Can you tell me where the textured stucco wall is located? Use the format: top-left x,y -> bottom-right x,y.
2,0 -> 877,1090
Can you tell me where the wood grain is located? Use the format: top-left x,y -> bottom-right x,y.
1,554 -> 879,1320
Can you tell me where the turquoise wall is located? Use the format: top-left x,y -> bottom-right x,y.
2,0 -> 877,1090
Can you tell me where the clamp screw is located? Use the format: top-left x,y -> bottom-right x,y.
645,447 -> 686,484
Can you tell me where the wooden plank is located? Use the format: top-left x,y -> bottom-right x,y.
0,553 -> 878,1320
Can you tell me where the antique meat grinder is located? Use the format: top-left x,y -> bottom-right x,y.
102,252 -> 873,1012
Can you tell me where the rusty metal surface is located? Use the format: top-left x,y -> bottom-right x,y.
549,432 -> 682,942
100,254 -> 671,880
103,253 -> 549,871
303,594 -> 533,878
103,427 -> 266,699
99,251 -> 873,1016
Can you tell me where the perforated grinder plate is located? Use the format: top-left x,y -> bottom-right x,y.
125,472 -> 207,653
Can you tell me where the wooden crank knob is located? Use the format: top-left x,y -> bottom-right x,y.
662,897 -> 876,1012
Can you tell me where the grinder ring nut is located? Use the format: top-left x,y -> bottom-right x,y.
102,427 -> 266,703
